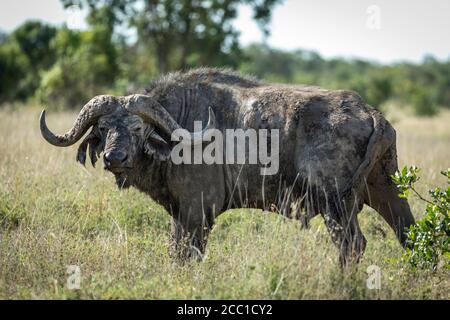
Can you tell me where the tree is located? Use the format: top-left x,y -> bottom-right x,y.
0,21 -> 58,101
240,44 -> 297,82
37,26 -> 119,109
12,21 -> 57,71
0,31 -> 7,45
0,41 -> 28,102
62,0 -> 282,73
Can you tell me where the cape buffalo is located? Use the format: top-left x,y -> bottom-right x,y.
40,68 -> 415,265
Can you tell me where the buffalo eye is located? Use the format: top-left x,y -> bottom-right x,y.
99,126 -> 108,135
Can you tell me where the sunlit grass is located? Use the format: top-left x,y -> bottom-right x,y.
0,106 -> 449,299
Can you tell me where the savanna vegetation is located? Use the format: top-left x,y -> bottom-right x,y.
0,106 -> 448,299
0,0 -> 449,299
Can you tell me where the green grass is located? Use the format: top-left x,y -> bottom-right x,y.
0,106 -> 449,299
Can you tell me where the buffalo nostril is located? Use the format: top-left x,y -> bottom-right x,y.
104,151 -> 128,166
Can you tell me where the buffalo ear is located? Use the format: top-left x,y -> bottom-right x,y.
144,142 -> 171,161
76,139 -> 89,166
143,129 -> 171,161
88,138 -> 102,167
76,130 -> 101,167
93,138 -> 104,165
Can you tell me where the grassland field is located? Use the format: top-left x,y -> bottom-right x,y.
0,105 -> 449,299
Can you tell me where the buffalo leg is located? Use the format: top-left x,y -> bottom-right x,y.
323,192 -> 367,267
364,155 -> 415,246
170,213 -> 212,261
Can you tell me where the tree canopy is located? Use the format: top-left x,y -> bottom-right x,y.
0,1 -> 449,116
62,0 -> 281,72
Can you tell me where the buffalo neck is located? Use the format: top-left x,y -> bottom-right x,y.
129,154 -> 173,211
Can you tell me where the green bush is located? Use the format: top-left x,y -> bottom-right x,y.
365,74 -> 393,108
410,87 -> 438,116
392,166 -> 450,270
36,26 -> 118,109
37,62 -> 83,110
0,42 -> 28,102
0,21 -> 57,102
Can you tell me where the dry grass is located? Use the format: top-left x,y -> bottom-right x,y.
0,106 -> 449,299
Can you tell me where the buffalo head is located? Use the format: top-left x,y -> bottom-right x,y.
40,94 -> 215,188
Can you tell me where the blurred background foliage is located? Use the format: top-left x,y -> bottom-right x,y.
0,0 -> 449,116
